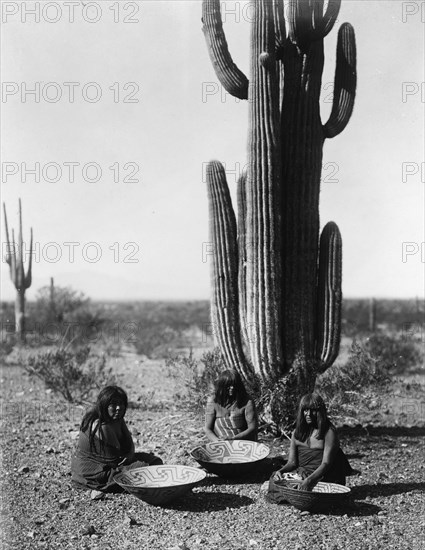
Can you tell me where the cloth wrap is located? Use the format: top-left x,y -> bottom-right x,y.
71,430 -> 161,491
206,398 -> 258,441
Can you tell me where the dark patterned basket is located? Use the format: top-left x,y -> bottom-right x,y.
273,479 -> 351,513
190,440 -> 270,478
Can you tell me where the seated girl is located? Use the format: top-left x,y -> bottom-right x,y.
204,369 -> 258,442
71,386 -> 162,493
268,393 -> 355,499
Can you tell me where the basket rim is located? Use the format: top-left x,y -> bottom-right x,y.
190,441 -> 270,461
275,481 -> 351,497
113,465 -> 206,488
192,441 -> 270,449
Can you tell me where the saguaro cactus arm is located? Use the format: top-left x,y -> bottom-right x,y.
206,161 -> 252,380
323,23 -> 357,138
3,202 -> 14,276
3,200 -> 33,290
273,0 -> 286,50
287,0 -> 341,48
316,222 -> 342,373
314,0 -> 342,40
202,0 -> 249,99
25,227 -> 33,288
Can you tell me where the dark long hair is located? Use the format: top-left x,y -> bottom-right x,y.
293,393 -> 330,442
80,386 -> 128,451
214,370 -> 249,408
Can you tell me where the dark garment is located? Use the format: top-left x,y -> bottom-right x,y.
71,430 -> 161,491
296,446 -> 353,485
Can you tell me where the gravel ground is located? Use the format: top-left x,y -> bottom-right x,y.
1,355 -> 424,550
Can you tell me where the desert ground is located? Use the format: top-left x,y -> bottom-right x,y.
1,331 -> 424,550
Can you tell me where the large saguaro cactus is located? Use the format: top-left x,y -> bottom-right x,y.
3,199 -> 33,342
202,0 -> 356,427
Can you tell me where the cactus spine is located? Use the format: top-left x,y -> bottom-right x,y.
202,0 -> 356,426
3,199 -> 33,342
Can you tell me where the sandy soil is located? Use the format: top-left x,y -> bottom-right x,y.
1,347 -> 424,550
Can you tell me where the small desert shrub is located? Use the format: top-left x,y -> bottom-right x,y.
128,390 -> 167,412
315,339 -> 391,420
14,285 -> 108,349
364,333 -> 423,374
166,348 -> 226,412
0,330 -> 17,360
134,325 -> 181,359
100,334 -> 123,358
22,345 -> 116,403
132,389 -> 158,411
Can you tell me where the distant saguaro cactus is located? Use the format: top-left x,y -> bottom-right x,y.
3,199 -> 33,341
202,0 -> 356,427
369,297 -> 377,332
50,276 -> 56,322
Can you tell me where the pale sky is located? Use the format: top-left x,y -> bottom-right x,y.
1,0 -> 424,301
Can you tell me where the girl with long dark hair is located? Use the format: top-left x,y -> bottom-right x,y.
71,386 -> 162,493
204,370 -> 258,442
268,393 -> 355,497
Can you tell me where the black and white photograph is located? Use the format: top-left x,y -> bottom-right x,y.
1,1 -> 424,548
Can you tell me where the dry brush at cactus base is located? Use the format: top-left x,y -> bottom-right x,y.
202,0 -> 356,427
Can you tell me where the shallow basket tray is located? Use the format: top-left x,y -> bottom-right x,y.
273,479 -> 351,512
113,465 -> 206,506
190,440 -> 270,478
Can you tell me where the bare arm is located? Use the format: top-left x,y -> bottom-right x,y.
204,398 -> 219,442
298,428 -> 339,491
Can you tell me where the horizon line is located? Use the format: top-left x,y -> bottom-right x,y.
1,296 -> 424,304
